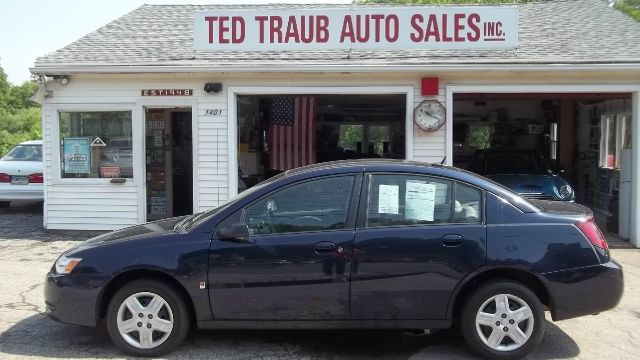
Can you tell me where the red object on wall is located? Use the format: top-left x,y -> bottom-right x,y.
421,77 -> 439,96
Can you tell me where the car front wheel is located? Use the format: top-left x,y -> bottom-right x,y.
461,280 -> 545,360
106,279 -> 190,357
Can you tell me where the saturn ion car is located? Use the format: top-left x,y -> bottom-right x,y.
45,159 -> 622,359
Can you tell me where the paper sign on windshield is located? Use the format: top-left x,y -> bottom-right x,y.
405,181 -> 437,221
378,184 -> 399,214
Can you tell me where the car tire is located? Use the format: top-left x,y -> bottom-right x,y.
0,201 -> 10,208
106,279 -> 190,357
460,280 -> 545,360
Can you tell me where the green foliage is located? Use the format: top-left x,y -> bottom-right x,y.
0,64 -> 41,156
616,0 -> 640,21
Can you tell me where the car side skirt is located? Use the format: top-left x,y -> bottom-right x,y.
197,319 -> 451,330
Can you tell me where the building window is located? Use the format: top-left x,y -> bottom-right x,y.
59,111 -> 133,178
600,113 -> 631,169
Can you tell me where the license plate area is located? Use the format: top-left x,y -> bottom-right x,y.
11,176 -> 28,185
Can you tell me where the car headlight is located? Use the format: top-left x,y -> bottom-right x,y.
55,255 -> 82,274
559,185 -> 573,199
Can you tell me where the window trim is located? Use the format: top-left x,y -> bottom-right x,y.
357,172 -> 485,229
599,113 -> 632,170
223,174 -> 363,238
51,104 -> 137,185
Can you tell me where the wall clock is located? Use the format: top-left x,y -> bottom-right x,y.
414,100 -> 446,131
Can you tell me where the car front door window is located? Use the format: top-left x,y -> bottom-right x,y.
244,176 -> 356,235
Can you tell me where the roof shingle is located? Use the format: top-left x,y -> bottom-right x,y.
32,0 -> 640,70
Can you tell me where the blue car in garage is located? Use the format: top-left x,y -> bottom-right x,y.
468,149 -> 575,202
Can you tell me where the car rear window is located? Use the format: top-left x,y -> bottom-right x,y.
1,145 -> 42,162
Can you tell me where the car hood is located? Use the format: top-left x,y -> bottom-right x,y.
484,174 -> 568,193
0,160 -> 43,175
66,216 -> 188,254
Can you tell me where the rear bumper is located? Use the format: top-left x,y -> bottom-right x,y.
542,260 -> 623,321
0,184 -> 43,201
44,271 -> 108,327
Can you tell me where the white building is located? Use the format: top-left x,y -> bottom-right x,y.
30,0 -> 640,247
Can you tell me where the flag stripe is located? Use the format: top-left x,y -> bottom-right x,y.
269,96 -> 316,171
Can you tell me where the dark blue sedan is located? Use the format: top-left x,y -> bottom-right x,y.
45,159 -> 622,359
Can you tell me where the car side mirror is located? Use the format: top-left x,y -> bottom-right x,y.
216,223 -> 252,243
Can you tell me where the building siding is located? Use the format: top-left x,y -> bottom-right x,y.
40,72 -> 640,230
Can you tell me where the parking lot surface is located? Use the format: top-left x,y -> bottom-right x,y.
0,201 -> 639,359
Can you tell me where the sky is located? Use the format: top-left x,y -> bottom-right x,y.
0,0 -> 351,85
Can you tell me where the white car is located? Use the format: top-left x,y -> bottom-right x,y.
0,140 -> 44,207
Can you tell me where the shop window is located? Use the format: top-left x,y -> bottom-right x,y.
600,114 -> 631,169
59,111 -> 133,178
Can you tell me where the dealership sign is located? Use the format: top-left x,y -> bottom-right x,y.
194,7 -> 518,51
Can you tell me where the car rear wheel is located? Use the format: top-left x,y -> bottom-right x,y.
106,279 -> 189,357
0,201 -> 10,208
461,280 -> 545,360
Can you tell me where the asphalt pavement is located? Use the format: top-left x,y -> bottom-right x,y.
0,201 -> 638,359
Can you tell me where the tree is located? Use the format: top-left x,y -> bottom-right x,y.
614,0 -> 640,21
0,63 -> 41,156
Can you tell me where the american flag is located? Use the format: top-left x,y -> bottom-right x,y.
269,97 -> 317,171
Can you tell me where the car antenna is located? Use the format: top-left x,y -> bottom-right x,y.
440,156 -> 446,165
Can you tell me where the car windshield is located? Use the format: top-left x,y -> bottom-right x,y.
1,145 -> 42,162
482,152 -> 551,175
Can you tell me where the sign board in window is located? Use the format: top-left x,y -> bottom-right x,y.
63,137 -> 91,174
194,7 -> 518,51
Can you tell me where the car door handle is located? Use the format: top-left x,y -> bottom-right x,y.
441,234 -> 463,247
314,241 -> 337,253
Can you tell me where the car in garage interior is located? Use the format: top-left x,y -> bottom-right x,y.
45,159 -> 622,359
0,140 -> 44,207
468,149 -> 575,202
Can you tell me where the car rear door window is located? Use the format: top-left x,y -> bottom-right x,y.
243,176 -> 356,235
366,174 -> 453,227
454,182 -> 483,223
365,174 -> 483,227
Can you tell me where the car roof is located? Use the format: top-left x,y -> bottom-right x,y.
18,140 -> 43,145
283,159 -> 444,176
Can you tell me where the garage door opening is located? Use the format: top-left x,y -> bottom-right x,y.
452,93 -> 633,241
236,94 -> 406,191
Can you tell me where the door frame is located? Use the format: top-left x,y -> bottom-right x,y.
137,99 -> 198,223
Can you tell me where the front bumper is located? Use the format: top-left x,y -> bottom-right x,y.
542,260 -> 623,321
44,271 -> 108,327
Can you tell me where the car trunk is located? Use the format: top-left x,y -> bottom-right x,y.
528,199 -> 592,217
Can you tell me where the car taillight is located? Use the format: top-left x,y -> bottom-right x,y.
0,173 -> 10,183
576,217 -> 609,250
28,173 -> 43,183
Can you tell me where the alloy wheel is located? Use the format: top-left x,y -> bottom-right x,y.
475,293 -> 535,352
116,291 -> 174,349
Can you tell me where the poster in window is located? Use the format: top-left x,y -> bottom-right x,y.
405,181 -> 437,221
63,137 -> 91,174
378,184 -> 399,214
